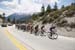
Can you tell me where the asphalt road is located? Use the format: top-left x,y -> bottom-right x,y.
0,26 -> 28,50
0,27 -> 19,50
0,26 -> 75,50
8,25 -> 75,50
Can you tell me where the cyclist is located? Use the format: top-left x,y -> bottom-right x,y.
34,25 -> 39,35
27,24 -> 31,31
41,25 -> 45,35
49,25 -> 56,37
30,24 -> 33,34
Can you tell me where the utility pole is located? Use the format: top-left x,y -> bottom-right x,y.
2,13 -> 5,23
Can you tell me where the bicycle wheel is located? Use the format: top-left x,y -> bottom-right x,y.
48,33 -> 52,39
52,33 -> 58,39
48,33 -> 58,39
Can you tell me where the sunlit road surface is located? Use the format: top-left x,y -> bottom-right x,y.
0,26 -> 29,50
0,25 -> 75,50
0,27 -> 19,50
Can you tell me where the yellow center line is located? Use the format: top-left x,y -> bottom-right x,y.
4,28 -> 28,50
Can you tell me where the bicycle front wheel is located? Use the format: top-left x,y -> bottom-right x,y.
48,33 -> 58,40
52,33 -> 58,39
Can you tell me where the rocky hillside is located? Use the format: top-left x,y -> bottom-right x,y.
31,3 -> 75,28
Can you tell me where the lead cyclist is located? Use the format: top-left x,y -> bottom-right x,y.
49,24 -> 57,37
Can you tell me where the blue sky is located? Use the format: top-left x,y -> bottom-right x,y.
58,0 -> 75,8
0,0 -> 75,16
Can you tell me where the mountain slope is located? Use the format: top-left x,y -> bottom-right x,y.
7,13 -> 31,21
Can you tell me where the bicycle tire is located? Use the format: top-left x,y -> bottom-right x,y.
48,33 -> 58,39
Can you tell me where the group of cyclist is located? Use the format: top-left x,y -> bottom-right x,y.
32,24 -> 56,36
15,23 -> 56,37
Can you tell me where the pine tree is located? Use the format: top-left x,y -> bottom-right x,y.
71,2 -> 75,6
54,2 -> 58,11
61,5 -> 65,9
41,4 -> 45,15
46,4 -> 51,13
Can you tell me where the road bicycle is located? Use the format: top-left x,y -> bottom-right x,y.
46,31 -> 58,40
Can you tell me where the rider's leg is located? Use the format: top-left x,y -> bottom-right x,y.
50,31 -> 53,36
35,29 -> 38,35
